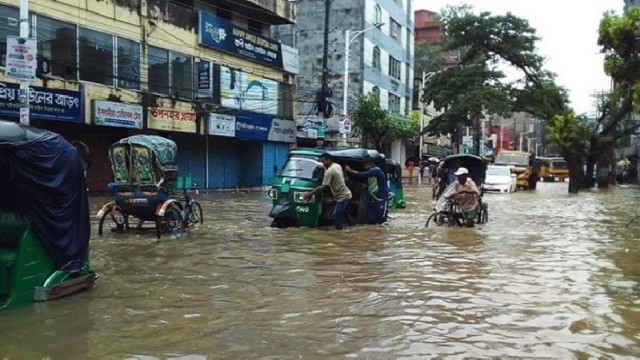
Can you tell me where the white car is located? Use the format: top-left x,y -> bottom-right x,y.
484,165 -> 517,193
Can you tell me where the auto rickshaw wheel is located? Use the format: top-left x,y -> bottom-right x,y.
158,205 -> 184,238
98,207 -> 128,235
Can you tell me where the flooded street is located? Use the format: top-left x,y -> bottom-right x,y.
1,183 -> 639,359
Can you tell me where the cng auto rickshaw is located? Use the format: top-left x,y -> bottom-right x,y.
268,147 -> 397,228
0,120 -> 97,310
97,135 -> 202,239
385,158 -> 406,209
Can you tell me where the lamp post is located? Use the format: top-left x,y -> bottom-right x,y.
342,22 -> 383,144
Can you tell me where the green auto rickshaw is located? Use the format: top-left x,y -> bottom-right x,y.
267,147 -> 402,228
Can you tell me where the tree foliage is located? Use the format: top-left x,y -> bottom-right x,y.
351,93 -> 415,151
421,6 -> 568,136
414,42 -> 443,77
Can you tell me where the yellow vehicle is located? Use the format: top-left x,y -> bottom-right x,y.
494,150 -> 538,190
538,157 -> 569,182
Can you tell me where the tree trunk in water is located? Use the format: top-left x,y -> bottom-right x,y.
597,150 -> 614,188
584,157 -> 596,189
565,150 -> 584,193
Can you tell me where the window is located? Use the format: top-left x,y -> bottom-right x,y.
374,5 -> 382,24
79,27 -> 114,85
116,37 -> 140,90
0,5 -> 19,67
36,16 -> 77,79
388,93 -> 401,113
148,46 -> 170,95
371,86 -> 380,98
372,46 -> 380,71
388,56 -> 401,80
171,52 -> 193,99
390,18 -> 401,42
148,47 -> 194,99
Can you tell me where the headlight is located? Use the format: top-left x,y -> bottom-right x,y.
267,188 -> 278,199
294,191 -> 314,203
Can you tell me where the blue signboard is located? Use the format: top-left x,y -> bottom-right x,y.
0,81 -> 84,123
198,11 -> 283,70
234,113 -> 272,141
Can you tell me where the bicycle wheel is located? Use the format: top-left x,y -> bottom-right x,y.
426,212 -> 448,228
98,207 -> 127,235
187,201 -> 203,226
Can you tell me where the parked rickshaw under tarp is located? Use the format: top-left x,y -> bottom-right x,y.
267,147 -> 398,228
0,120 -> 97,311
97,135 -> 200,239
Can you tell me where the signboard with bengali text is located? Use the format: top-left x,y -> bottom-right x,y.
93,100 -> 143,129
0,81 -> 83,123
147,107 -> 196,133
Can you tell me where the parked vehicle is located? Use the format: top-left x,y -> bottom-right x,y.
0,120 -> 97,310
428,154 -> 489,227
538,156 -> 569,182
484,165 -> 518,193
268,147 -> 399,228
494,150 -> 538,190
96,135 -> 202,239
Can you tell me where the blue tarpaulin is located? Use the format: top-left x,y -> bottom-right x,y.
0,120 -> 89,270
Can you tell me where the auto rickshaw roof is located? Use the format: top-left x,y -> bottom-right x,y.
0,119 -> 49,145
110,135 -> 178,172
289,147 -> 385,162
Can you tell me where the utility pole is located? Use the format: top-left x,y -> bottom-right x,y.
315,0 -> 332,147
19,0 -> 30,126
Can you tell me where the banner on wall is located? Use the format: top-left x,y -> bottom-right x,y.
198,11 -> 284,70
209,113 -> 235,137
220,66 -> 278,116
268,119 -> 295,143
0,81 -> 83,123
93,100 -> 143,129
197,61 -> 213,99
147,107 -> 196,133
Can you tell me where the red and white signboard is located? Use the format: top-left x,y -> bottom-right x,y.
5,37 -> 37,82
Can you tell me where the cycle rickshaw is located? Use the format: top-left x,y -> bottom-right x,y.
96,135 -> 202,238
426,154 -> 489,227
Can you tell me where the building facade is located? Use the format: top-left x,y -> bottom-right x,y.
0,0 -> 297,192
282,0 -> 414,160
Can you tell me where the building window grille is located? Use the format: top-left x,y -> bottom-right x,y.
171,52 -> 194,99
390,18 -> 401,42
374,5 -> 382,24
388,56 -> 401,80
116,37 -> 140,90
0,5 -> 19,68
79,27 -> 114,85
389,93 -> 401,113
148,46 -> 170,95
372,86 -> 380,98
372,46 -> 381,71
36,16 -> 77,79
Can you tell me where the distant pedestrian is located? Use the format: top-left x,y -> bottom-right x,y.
406,158 -> 415,184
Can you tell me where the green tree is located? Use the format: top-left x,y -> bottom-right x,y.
422,6 -> 568,150
351,93 -> 414,152
414,42 -> 443,77
546,111 -> 592,192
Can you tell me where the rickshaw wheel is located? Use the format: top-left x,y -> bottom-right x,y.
160,204 -> 184,237
98,207 -> 127,235
426,212 -> 448,228
185,201 -> 203,227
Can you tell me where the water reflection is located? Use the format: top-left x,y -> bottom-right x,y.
0,183 -> 639,358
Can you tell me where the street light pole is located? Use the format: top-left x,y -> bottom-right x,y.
342,23 -> 383,145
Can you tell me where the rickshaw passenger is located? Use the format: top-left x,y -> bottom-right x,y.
304,152 -> 352,230
453,167 -> 480,227
345,159 -> 389,224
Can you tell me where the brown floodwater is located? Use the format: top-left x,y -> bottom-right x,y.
1,182 -> 639,359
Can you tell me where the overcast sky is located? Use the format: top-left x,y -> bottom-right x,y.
414,0 -> 624,116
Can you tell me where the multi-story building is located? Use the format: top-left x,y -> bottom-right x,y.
281,0 -> 414,161
0,0 -> 297,192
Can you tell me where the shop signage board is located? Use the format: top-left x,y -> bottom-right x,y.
197,61 -> 213,99
220,66 -> 278,116
5,37 -> 37,82
268,118 -> 295,143
93,100 -> 143,129
198,11 -> 283,70
0,81 -> 83,123
209,113 -> 235,137
147,107 -> 196,133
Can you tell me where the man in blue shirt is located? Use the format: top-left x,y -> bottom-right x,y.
345,159 -> 389,224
